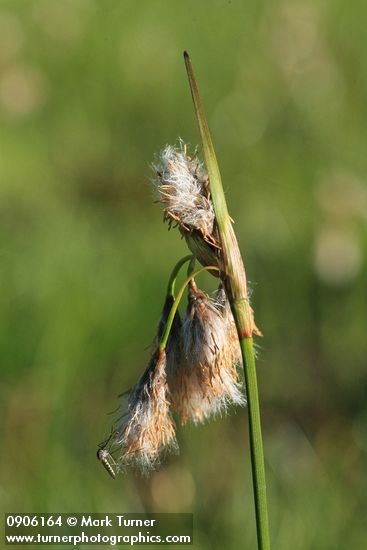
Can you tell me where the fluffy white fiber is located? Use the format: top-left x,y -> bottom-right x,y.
112,348 -> 178,473
154,143 -> 215,239
168,282 -> 245,425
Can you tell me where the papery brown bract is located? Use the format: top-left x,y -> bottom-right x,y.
214,285 -> 242,366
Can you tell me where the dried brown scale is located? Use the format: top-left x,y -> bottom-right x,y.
214,286 -> 243,366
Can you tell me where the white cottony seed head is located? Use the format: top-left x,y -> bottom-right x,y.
153,142 -> 215,239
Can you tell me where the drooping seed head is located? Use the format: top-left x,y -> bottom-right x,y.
111,348 -> 177,473
168,281 -> 245,425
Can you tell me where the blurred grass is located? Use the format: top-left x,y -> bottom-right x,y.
0,0 -> 366,548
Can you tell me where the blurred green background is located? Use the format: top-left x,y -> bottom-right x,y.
1,0 -> 366,548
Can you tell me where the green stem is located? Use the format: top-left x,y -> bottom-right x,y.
159,265 -> 219,350
187,256 -> 196,277
241,338 -> 270,549
184,51 -> 270,549
166,254 -> 194,297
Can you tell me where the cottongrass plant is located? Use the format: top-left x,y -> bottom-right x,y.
98,53 -> 270,550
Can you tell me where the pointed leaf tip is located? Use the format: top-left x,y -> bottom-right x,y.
183,52 -> 230,232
